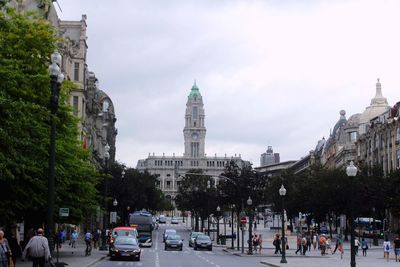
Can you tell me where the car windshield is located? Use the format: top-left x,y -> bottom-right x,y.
113,229 -> 137,238
167,235 -> 181,240
114,237 -> 138,245
196,235 -> 210,241
191,232 -> 202,238
165,230 -> 176,235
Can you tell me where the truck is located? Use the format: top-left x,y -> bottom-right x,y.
129,211 -> 154,247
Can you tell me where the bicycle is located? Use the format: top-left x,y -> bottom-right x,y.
85,240 -> 92,256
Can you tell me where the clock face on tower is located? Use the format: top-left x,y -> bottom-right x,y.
192,132 -> 198,140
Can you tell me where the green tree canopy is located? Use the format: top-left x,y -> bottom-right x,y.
0,7 -> 99,226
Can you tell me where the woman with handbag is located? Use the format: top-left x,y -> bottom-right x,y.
0,230 -> 11,267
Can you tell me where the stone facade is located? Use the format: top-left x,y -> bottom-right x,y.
10,0 -> 117,165
136,83 -> 249,199
356,103 -> 400,174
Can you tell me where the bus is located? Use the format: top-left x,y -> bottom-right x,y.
354,217 -> 383,238
129,211 -> 154,247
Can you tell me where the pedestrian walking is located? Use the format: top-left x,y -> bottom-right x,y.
22,228 -> 51,267
295,235 -> 302,255
93,229 -> 100,249
273,234 -> 281,254
383,237 -> 390,262
394,236 -> 400,262
306,234 -> 311,252
354,238 -> 360,256
258,234 -> 263,253
361,238 -> 368,256
8,233 -> 21,265
70,230 -> 78,248
332,236 -> 339,254
252,234 -> 258,253
319,234 -> 327,255
312,233 -> 317,250
301,236 -> 307,255
0,230 -> 11,267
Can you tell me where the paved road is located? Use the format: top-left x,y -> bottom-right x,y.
92,223 -> 264,267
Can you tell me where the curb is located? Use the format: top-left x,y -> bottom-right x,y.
84,255 -> 108,267
260,262 -> 280,267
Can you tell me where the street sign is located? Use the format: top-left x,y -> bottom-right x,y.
59,208 -> 69,217
240,217 -> 247,224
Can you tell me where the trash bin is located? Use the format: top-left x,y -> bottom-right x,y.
220,235 -> 226,245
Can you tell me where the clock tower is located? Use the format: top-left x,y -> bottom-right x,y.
184,81 -> 206,157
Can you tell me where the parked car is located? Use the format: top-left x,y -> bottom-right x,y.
189,232 -> 204,247
110,236 -> 141,261
171,218 -> 179,224
159,215 -> 167,224
194,235 -> 212,251
163,229 -> 177,242
164,234 -> 183,251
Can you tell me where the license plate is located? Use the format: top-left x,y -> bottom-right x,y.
171,245 -> 177,247
121,253 -> 129,256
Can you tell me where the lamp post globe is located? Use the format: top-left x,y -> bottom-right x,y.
113,199 -> 118,207
347,161 -> 358,267
279,184 -> 287,263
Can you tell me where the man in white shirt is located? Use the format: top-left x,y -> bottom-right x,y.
22,228 -> 51,267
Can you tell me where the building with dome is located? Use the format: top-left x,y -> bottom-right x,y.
318,79 -> 392,170
136,82 -> 249,202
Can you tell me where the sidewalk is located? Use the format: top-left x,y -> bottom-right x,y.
17,239 -> 108,267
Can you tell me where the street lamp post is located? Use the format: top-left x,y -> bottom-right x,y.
231,204 -> 235,249
247,196 -> 253,255
126,206 -> 130,226
347,161 -> 358,267
112,198 -> 118,228
207,180 -> 211,236
279,185 -> 287,264
216,206 -> 221,244
46,51 -> 64,255
99,143 -> 110,251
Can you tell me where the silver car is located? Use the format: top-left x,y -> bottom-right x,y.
194,235 -> 212,251
189,232 -> 203,247
163,229 -> 176,242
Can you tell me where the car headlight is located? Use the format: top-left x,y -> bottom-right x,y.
111,248 -> 119,252
133,249 -> 141,253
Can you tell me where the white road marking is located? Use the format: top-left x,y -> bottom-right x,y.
155,252 -> 160,267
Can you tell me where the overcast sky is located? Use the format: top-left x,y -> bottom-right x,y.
58,0 -> 400,168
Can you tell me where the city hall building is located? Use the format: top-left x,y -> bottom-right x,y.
136,82 -> 249,201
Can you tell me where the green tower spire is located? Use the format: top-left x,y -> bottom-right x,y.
189,80 -> 201,98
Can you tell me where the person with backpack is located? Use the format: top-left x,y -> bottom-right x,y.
383,237 -> 390,262
361,238 -> 368,256
319,234 -> 327,255
84,230 -> 92,256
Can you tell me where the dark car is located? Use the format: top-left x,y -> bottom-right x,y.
163,229 -> 177,242
189,232 -> 203,247
164,234 -> 183,251
194,235 -> 212,251
110,236 -> 141,261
